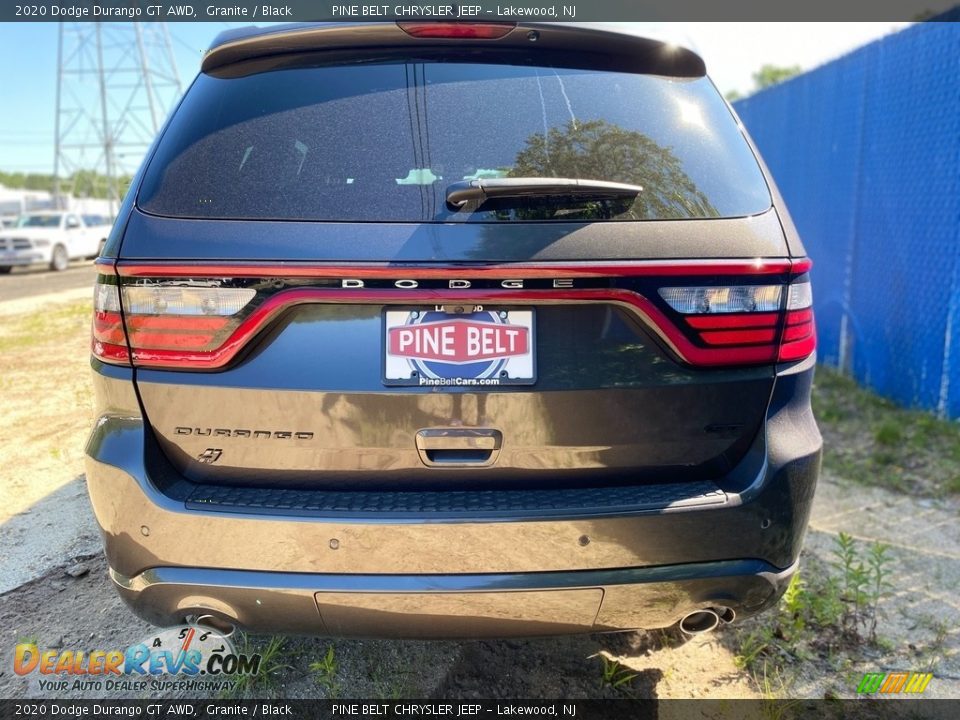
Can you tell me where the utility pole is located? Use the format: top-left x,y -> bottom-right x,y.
53,22 -> 182,216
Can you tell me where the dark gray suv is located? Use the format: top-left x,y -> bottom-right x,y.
85,22 -> 820,638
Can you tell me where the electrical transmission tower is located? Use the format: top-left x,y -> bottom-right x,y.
54,23 -> 182,215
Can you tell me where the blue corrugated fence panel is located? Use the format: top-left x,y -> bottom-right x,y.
735,21 -> 960,418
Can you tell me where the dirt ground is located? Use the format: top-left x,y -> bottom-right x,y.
0,291 -> 100,593
0,290 -> 957,701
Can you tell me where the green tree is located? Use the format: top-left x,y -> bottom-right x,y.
752,64 -> 802,90
509,119 -> 718,220
725,64 -> 804,102
0,170 -> 133,200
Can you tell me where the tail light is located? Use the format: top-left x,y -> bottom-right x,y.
92,275 -> 256,367
779,281 -> 816,361
658,272 -> 815,365
397,22 -> 516,39
122,285 -> 255,363
92,280 -> 129,364
93,259 -> 814,370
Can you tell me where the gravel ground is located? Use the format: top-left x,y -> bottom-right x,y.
0,292 -> 957,701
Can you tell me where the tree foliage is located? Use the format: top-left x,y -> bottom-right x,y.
752,64 -> 803,90
0,170 -> 133,199
508,119 -> 717,220
725,64 -> 804,101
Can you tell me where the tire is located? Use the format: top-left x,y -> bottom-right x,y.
50,244 -> 69,272
0,266 -> 11,274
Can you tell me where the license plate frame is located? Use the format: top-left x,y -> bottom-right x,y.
382,305 -> 536,387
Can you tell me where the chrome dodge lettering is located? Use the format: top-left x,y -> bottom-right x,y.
339,278 -> 531,289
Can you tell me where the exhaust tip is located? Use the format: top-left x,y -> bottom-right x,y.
717,607 -> 736,624
191,613 -> 237,638
679,609 -> 720,635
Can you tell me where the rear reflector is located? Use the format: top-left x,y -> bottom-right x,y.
397,22 -> 516,39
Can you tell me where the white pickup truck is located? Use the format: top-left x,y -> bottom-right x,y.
0,211 -> 112,273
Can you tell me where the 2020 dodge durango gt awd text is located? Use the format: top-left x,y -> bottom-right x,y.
84,22 -> 821,638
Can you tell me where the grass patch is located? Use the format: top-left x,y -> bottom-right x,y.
594,655 -> 639,694
0,299 -> 90,353
730,533 -> 895,692
873,421 -> 902,446
220,634 -> 291,699
813,366 -> 960,496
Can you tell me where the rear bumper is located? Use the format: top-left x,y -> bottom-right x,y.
109,559 -> 798,638
85,358 -> 820,636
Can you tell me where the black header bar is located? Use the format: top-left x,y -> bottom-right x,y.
2,1 -> 960,23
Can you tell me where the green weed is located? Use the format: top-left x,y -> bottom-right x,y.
732,534 -> 896,693
595,655 -> 639,691
874,422 -> 902,446
309,645 -> 340,696
221,634 -> 291,699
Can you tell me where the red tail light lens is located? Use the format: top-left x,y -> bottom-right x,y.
397,22 -> 516,39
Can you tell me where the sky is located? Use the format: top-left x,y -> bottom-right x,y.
0,21 -> 909,175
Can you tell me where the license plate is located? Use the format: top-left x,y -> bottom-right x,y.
383,306 -> 536,387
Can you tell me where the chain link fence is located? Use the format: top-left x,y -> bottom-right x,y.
735,19 -> 960,418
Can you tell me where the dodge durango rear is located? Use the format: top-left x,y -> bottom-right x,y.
85,21 -> 821,638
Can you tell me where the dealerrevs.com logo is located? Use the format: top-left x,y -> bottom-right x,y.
13,625 -> 261,693
856,671 -> 933,695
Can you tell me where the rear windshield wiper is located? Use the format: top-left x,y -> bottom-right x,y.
446,178 -> 644,208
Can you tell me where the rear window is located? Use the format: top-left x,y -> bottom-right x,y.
138,60 -> 771,222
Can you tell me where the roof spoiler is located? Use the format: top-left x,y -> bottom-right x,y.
201,22 -> 706,78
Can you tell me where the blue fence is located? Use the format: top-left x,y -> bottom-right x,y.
734,20 -> 960,419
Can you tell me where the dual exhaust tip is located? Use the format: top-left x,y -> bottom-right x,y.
678,607 -> 736,635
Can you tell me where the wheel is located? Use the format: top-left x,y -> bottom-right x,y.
50,244 -> 69,272
0,266 -> 11,274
